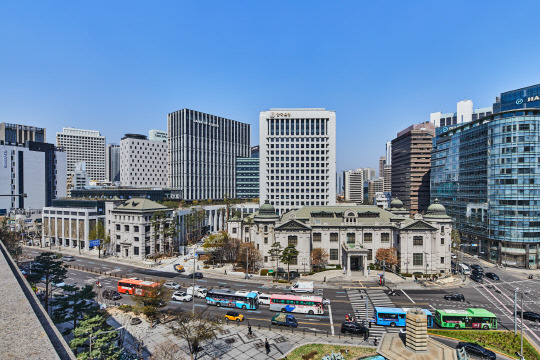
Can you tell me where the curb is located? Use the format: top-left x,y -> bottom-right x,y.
427,331 -> 525,360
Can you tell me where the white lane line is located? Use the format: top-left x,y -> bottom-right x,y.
328,305 -> 335,335
401,290 -> 415,303
429,305 -> 436,310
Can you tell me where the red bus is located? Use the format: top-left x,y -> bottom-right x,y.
117,278 -> 161,296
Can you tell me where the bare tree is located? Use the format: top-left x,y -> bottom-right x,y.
149,340 -> 183,360
169,309 -> 222,360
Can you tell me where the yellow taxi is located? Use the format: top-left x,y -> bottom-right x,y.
174,264 -> 185,273
225,311 -> 244,322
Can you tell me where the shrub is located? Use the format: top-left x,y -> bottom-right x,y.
260,269 -> 269,276
278,279 -> 289,283
119,304 -> 133,312
334,264 -> 342,270
302,351 -> 318,360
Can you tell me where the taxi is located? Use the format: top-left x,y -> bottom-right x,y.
225,311 -> 244,322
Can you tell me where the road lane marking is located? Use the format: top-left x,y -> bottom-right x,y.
328,305 -> 335,335
429,305 -> 435,310
401,290 -> 415,303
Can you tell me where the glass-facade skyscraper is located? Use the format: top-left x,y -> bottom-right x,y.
431,84 -> 540,268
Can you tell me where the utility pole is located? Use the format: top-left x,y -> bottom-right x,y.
246,246 -> 249,279
192,245 -> 196,314
382,259 -> 385,286
520,292 -> 524,360
365,295 -> 369,323
515,287 -> 518,334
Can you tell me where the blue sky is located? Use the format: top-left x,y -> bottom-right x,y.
1,1 -> 540,171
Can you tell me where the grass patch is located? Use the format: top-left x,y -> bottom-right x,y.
428,329 -> 540,360
284,344 -> 376,360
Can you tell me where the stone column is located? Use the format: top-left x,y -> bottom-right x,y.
347,254 -> 351,278
526,243 -> 530,269
363,254 -> 367,277
406,308 -> 428,352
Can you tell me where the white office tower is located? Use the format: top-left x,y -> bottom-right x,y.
73,162 -> 89,189
56,128 -> 106,182
149,129 -> 167,143
120,134 -> 168,188
259,108 -> 336,215
344,169 -> 364,204
386,141 -> 392,165
430,100 -> 493,128
168,108 -> 251,200
106,144 -> 120,182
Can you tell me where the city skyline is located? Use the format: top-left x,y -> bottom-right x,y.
2,2 -> 540,172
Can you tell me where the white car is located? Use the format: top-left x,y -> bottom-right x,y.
172,291 -> 193,302
323,298 -> 331,306
62,255 -> 75,262
164,282 -> 181,290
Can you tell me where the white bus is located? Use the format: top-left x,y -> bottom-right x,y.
269,294 -> 324,315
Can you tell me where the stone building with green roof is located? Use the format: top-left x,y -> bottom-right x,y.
228,199 -> 452,276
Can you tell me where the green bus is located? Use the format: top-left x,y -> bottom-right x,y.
434,308 -> 498,330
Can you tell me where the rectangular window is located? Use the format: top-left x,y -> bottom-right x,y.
313,233 -> 321,242
116,245 -> 120,253
134,226 -> 139,232
330,233 -> 338,242
367,249 -> 373,261
364,233 -> 372,242
440,237 -> 444,245
440,257 -> 445,264
124,225 -> 129,232
413,253 -> 423,266
264,237 -> 268,244
440,226 -> 444,234
347,233 -> 355,244
330,249 -> 338,261
134,237 -> 139,242
381,233 -> 390,243
232,227 -> 237,234
116,224 -> 120,231
264,256 -> 268,262
288,236 -> 298,246
413,236 -> 423,246
134,247 -> 139,255
291,256 -> 298,265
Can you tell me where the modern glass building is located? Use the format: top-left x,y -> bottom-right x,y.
431,84 -> 540,268
236,146 -> 259,199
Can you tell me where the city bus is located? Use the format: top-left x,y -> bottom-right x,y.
269,294 -> 325,315
374,307 -> 433,327
205,289 -> 259,310
434,308 -> 498,330
117,278 -> 161,296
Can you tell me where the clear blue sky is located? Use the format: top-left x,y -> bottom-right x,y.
2,1 -> 540,171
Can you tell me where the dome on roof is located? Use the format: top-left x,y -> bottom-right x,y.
427,199 -> 446,214
390,197 -> 404,209
254,200 -> 279,220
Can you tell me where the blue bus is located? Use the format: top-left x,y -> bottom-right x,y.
374,307 -> 433,327
206,289 -> 259,310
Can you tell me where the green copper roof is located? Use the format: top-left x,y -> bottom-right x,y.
254,200 -> 279,219
113,198 -> 170,212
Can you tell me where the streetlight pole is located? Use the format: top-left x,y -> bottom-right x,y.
520,292 -> 524,360
192,245 -> 196,314
515,288 -> 518,335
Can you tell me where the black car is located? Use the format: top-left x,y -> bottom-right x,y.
516,311 -> 540,322
485,272 -> 500,281
188,272 -> 204,279
102,290 -> 122,300
130,317 -> 142,325
470,264 -> 484,273
472,269 -> 485,277
470,274 -> 484,283
444,293 -> 465,301
341,321 -> 369,336
457,342 -> 496,360
277,271 -> 300,280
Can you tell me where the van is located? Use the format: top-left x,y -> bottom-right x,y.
291,281 -> 314,293
186,285 -> 208,298
258,293 -> 271,305
458,263 -> 470,275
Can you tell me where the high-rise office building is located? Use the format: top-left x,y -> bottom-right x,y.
149,129 -> 167,143
236,146 -> 259,199
362,168 -> 376,181
430,100 -> 493,128
120,134 -> 168,188
0,123 -> 46,144
343,169 -> 363,204
386,141 -> 392,165
259,108 -> 336,215
56,128 -> 106,182
432,83 -> 540,268
383,164 -> 392,193
379,156 -> 386,178
168,108 -> 250,200
368,178 -> 384,204
0,141 -> 66,213
391,121 -> 435,214
106,144 -> 120,183
72,162 -> 89,190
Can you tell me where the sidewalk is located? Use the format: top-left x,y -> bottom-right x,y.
108,308 -> 378,360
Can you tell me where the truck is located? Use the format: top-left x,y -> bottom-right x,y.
186,285 -> 208,298
271,313 -> 298,327
290,281 -> 314,293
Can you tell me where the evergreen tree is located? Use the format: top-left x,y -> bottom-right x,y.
280,244 -> 299,282
88,220 -> 109,258
70,313 -> 123,359
27,252 -> 67,313
268,241 -> 283,273
52,284 -> 99,335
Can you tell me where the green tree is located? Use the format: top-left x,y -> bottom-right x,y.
151,211 -> 167,258
52,284 -> 98,336
27,252 -> 68,313
451,229 -> 461,249
88,219 -> 109,259
186,208 -> 206,246
0,220 -> 23,265
268,241 -> 283,272
130,282 -> 170,327
169,309 -> 222,360
70,313 -> 123,359
202,232 -> 227,265
280,244 -> 299,282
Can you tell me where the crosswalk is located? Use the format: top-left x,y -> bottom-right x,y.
346,288 -> 402,340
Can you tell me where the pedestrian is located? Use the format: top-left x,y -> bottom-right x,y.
248,323 -> 252,335
368,267 -> 370,275
374,338 -> 378,347
265,338 -> 270,355
224,269 -> 227,275
323,276 -> 326,282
